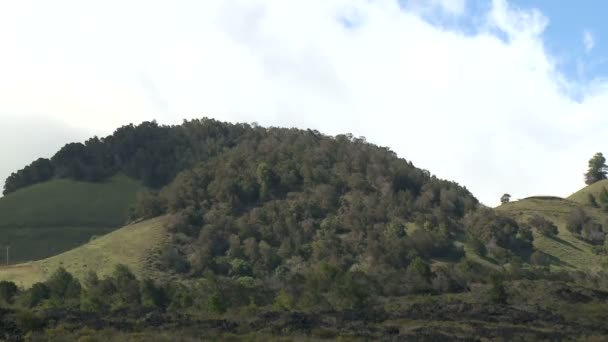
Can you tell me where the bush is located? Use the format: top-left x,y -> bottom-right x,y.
272,289 -> 294,312
467,236 -> 487,257
15,310 -> 44,333
464,209 -> 531,251
567,208 -> 590,235
208,291 -> 227,314
0,281 -> 18,304
141,278 -> 169,309
488,277 -> 507,304
589,194 -> 599,208
46,267 -> 81,306
528,215 -> 558,237
530,250 -> 551,266
26,283 -> 50,308
582,222 -> 605,244
129,190 -> 167,221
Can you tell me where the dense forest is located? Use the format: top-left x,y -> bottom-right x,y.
5,119 -> 257,194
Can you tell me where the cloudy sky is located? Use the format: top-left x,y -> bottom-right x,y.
1,0 -> 607,206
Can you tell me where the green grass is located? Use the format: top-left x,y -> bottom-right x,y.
0,216 -> 168,288
0,174 -> 142,262
496,197 -> 608,272
0,174 -> 141,228
567,179 -> 608,205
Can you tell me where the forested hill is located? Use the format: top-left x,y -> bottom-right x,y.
4,118 -> 476,202
9,119 -> 608,339
6,118 -> 486,280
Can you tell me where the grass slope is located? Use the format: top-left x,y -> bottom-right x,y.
496,197 -> 607,272
567,179 -> 608,205
0,174 -> 142,262
0,216 -> 168,288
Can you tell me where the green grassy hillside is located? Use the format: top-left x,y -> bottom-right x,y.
0,216 -> 168,288
496,197 -> 607,272
567,179 -> 608,205
0,174 -> 142,262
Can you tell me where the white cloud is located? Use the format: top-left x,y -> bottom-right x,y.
409,0 -> 467,16
0,0 -> 607,205
584,30 -> 595,53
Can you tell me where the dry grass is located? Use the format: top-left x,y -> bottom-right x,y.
567,179 -> 608,205
0,216 -> 168,288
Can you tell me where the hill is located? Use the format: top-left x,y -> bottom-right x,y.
567,179 -> 608,205
5,119 -> 608,340
496,197 -> 607,272
0,216 -> 167,287
0,174 -> 142,262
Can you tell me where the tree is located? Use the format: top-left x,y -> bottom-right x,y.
112,264 -> 141,307
500,194 -> 511,204
46,267 -> 81,305
208,291 -> 227,314
585,152 -> 608,185
27,283 -> 50,308
489,276 -> 507,304
0,281 -> 18,304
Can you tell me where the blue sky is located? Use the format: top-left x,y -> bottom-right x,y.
512,1 -> 608,85
1,0 -> 608,205
403,0 -> 608,97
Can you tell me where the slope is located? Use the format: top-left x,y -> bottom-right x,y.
0,216 -> 168,288
567,179 -> 608,205
496,196 -> 606,272
0,174 -> 142,262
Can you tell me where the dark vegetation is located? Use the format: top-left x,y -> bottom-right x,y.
6,119 -> 608,339
528,215 -> 558,237
4,119 -> 259,194
566,208 -> 607,244
585,152 -> 608,185
3,264 -> 608,340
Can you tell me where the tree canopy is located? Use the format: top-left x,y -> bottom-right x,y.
585,152 -> 607,185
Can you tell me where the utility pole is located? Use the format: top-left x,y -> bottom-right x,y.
6,246 -> 9,266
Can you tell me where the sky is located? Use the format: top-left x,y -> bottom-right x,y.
1,0 -> 608,206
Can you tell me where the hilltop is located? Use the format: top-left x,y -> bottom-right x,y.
568,178 -> 608,205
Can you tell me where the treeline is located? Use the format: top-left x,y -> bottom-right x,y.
4,119 -> 256,194
0,262 -> 486,336
4,261 -> 608,339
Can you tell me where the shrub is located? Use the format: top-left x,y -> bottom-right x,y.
46,267 -> 81,302
530,250 -> 551,266
566,208 -> 590,235
0,281 -> 18,304
467,236 -> 487,257
488,277 -> 507,304
208,291 -> 227,314
589,194 -> 599,208
141,278 -> 169,309
528,215 -> 558,237
26,283 -> 50,308
272,289 -> 294,312
15,310 -> 44,333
